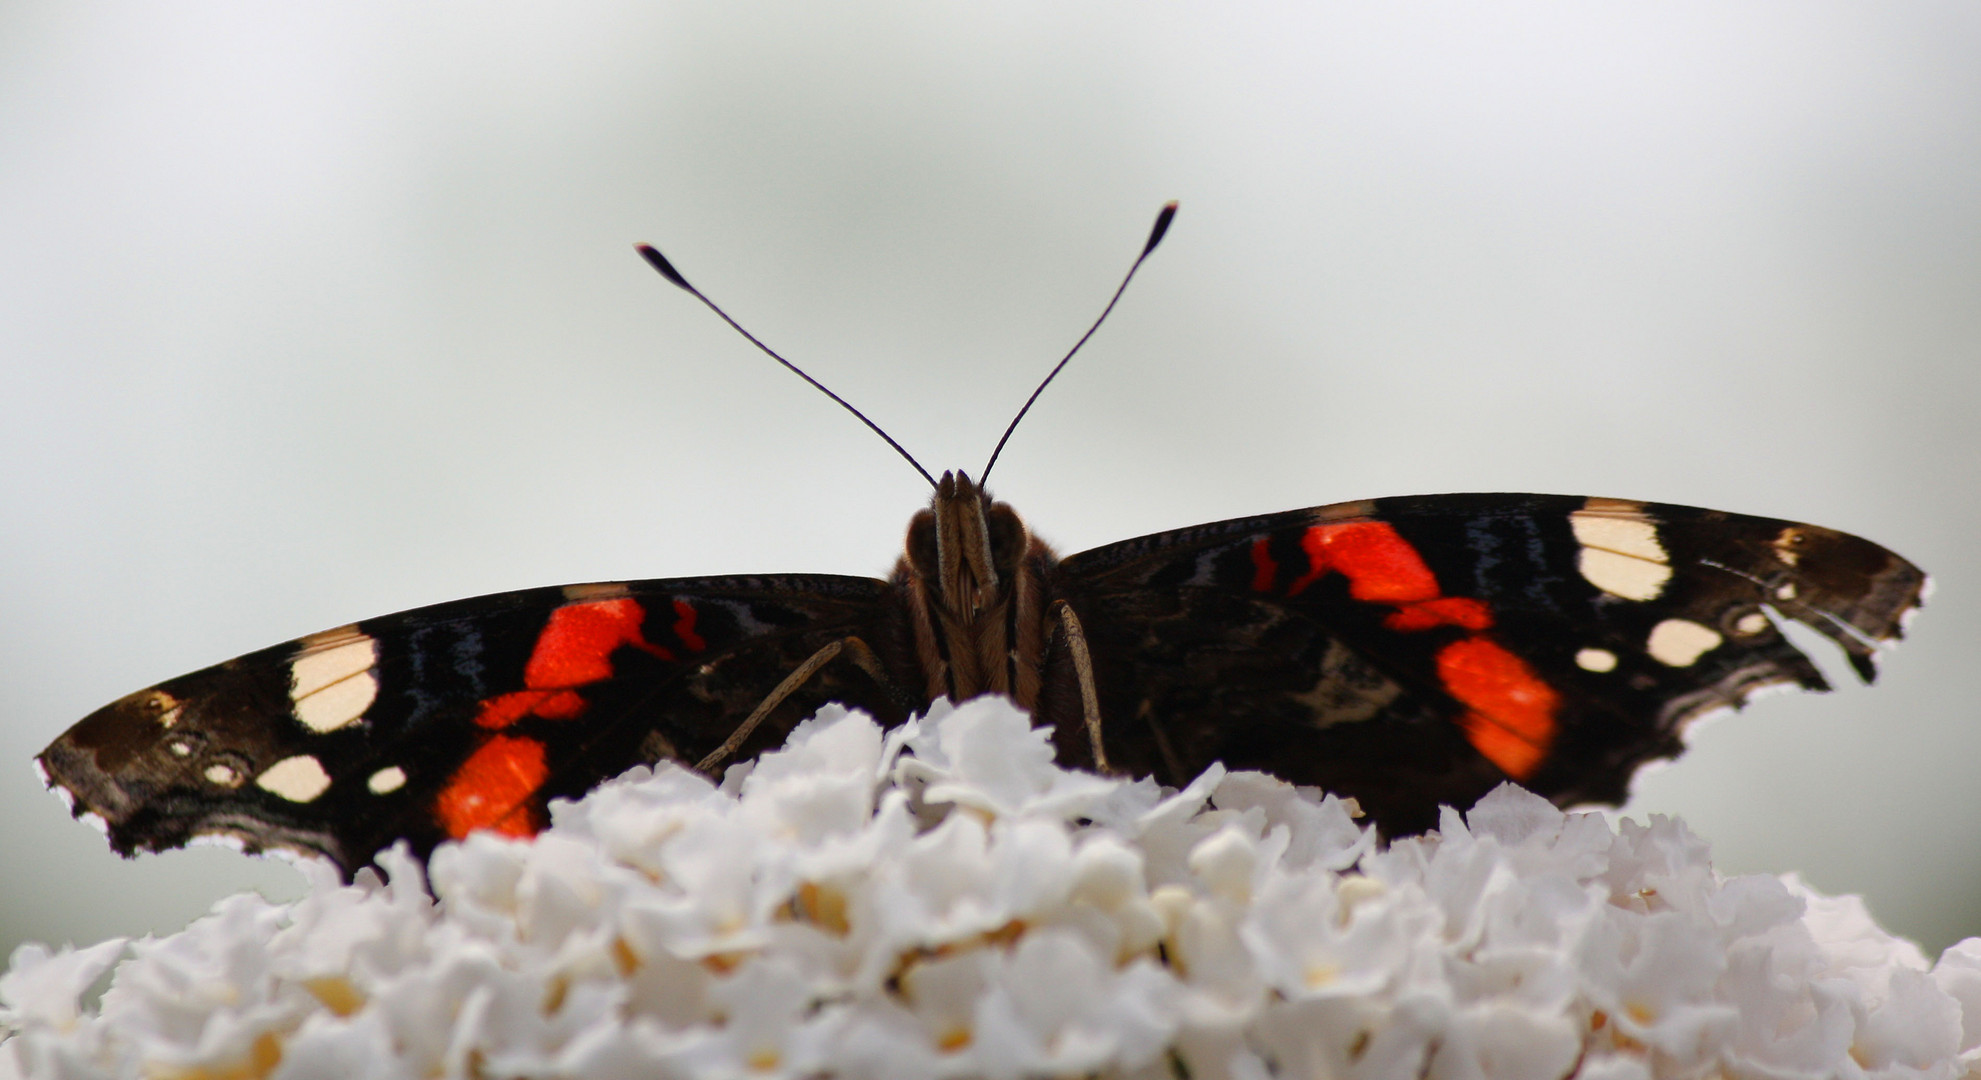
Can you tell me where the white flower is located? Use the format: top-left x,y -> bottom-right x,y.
1934,938 -> 1981,1071
0,939 -> 126,1033
896,698 -> 1118,823
6,698 -> 1978,1080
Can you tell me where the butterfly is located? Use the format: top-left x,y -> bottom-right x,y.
39,205 -> 1926,879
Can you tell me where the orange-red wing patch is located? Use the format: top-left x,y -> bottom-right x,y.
1384,597 -> 1493,633
528,689 -> 588,721
474,691 -> 541,730
1296,522 -> 1442,603
473,599 -> 682,730
1260,520 -> 1551,777
434,733 -> 548,839
1271,522 -> 1493,629
1436,637 -> 1559,780
672,600 -> 707,652
442,599 -> 718,839
1250,537 -> 1278,593
523,599 -> 674,687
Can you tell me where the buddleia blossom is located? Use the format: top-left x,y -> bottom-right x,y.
5,697 -> 1978,1079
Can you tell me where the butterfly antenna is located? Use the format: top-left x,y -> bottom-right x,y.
636,243 -> 938,490
980,201 -> 1177,485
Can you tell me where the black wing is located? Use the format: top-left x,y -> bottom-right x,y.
1046,493 -> 1925,833
39,575 -> 911,877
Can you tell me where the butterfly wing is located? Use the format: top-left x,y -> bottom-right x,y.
1047,493 -> 1926,833
39,575 -> 910,877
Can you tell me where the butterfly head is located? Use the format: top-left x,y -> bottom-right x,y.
904,471 -> 1031,621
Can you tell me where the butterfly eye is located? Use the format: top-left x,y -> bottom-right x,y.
904,510 -> 939,577
987,504 -> 1028,576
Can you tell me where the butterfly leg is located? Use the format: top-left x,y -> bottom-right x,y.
1052,602 -> 1112,773
694,636 -> 894,773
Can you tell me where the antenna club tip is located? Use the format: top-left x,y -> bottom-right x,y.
1145,202 -> 1178,254
636,242 -> 693,291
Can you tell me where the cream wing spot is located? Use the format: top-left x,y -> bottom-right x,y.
204,763 -> 241,787
290,631 -> 379,733
1570,501 -> 1673,601
1647,619 -> 1724,668
1577,549 -> 1674,602
294,675 -> 378,734
367,766 -> 407,795
1575,647 -> 1619,673
1569,505 -> 1668,562
291,629 -> 374,694
257,755 -> 333,803
1735,612 -> 1770,636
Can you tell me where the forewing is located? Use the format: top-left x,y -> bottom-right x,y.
1050,493 -> 1925,833
39,574 -> 906,877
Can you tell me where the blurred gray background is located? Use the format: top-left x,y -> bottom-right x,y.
4,3 -> 1977,961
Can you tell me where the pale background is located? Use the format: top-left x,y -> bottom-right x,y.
3,3 -> 1977,961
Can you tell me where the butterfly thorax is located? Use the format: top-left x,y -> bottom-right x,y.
896,471 -> 1056,710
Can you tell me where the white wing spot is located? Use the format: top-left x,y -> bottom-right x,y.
1775,582 -> 1798,601
1577,549 -> 1673,602
292,629 -> 373,694
1647,619 -> 1724,668
1575,647 -> 1619,673
367,766 -> 408,795
1735,612 -> 1770,636
1570,506 -> 1668,562
290,631 -> 379,733
257,755 -> 333,803
1570,501 -> 1672,601
204,763 -> 241,787
295,674 -> 378,734
168,740 -> 194,757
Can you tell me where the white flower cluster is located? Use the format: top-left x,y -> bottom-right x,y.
7,697 -> 1981,1080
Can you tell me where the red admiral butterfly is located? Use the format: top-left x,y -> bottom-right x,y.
39,206 -> 1927,879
